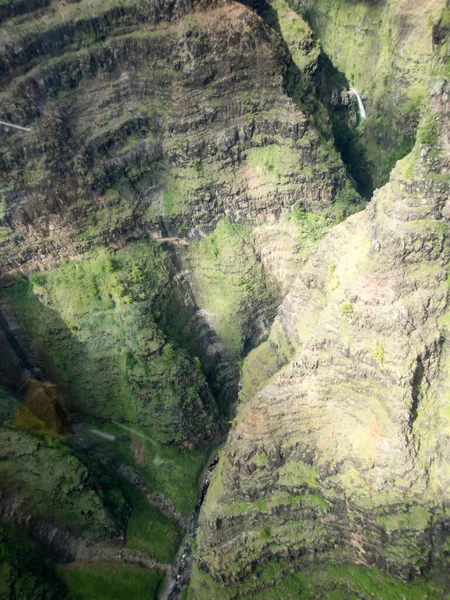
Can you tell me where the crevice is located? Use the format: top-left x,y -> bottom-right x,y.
239,0 -> 373,199
409,355 -> 424,432
314,52 -> 374,198
159,243 -> 239,418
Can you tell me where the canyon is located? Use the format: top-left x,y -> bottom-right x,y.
0,0 -> 449,598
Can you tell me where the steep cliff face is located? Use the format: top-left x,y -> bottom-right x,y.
0,243 -> 221,447
191,39 -> 450,599
0,0 -> 346,276
1,0 -> 449,598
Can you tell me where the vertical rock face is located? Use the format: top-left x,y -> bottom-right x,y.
0,0 -> 345,274
0,3 -> 350,592
192,59 -> 450,598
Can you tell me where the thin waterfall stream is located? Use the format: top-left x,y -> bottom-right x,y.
349,88 -> 367,119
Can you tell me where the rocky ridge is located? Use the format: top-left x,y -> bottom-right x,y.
190,31 -> 450,598
1,0 -> 449,599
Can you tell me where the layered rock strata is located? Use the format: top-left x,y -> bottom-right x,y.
192,65 -> 450,598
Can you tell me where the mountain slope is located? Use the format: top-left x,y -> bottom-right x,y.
190,20 -> 450,598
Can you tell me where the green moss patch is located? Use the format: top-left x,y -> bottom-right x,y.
91,419 -> 210,515
187,219 -> 275,365
1,242 -> 218,446
0,428 -> 125,538
189,561 -> 446,600
121,482 -> 181,564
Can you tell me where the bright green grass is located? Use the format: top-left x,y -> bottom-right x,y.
162,188 -> 176,215
120,481 -> 181,563
187,219 -> 274,364
56,561 -> 163,600
246,144 -> 295,181
139,440 -> 209,515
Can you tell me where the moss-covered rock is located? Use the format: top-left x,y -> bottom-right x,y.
0,428 -> 126,539
0,0 -> 348,274
0,523 -> 68,600
280,0 -> 447,188
192,73 -> 450,595
1,242 -> 220,447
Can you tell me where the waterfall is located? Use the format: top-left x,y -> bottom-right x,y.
349,88 -> 366,120
90,428 -> 116,441
112,421 -> 159,446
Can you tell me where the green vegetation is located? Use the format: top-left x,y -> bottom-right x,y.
91,419 -> 210,515
0,524 -> 66,600
378,506 -> 431,534
56,561 -> 163,600
340,301 -> 353,318
246,145 -> 295,182
293,207 -> 328,243
162,188 -> 177,216
121,481 -> 181,563
278,460 -> 318,488
286,194 -> 364,259
189,561 -> 446,600
0,428 -> 125,538
1,243 -> 218,445
373,340 -> 385,364
289,0 -> 445,188
0,385 -> 20,425
188,219 -> 275,365
223,491 -> 329,517
417,113 -> 438,147
270,0 -> 320,72
330,116 -> 374,197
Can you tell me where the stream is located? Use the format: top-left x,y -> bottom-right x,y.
160,453 -> 219,600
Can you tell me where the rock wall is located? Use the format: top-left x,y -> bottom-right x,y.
284,0 -> 448,187
0,0 -> 345,275
191,45 -> 450,600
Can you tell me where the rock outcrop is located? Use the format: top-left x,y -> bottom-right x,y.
299,0 -> 447,188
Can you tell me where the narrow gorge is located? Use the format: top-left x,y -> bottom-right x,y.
0,0 -> 449,598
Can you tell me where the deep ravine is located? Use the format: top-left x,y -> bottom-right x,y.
0,0 -> 449,599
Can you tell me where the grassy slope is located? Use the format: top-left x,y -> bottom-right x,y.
56,561 -> 163,600
187,219 -> 276,366
124,485 -> 181,563
0,521 -> 165,600
86,418 -> 209,516
95,422 -> 209,515
1,242 -> 217,446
